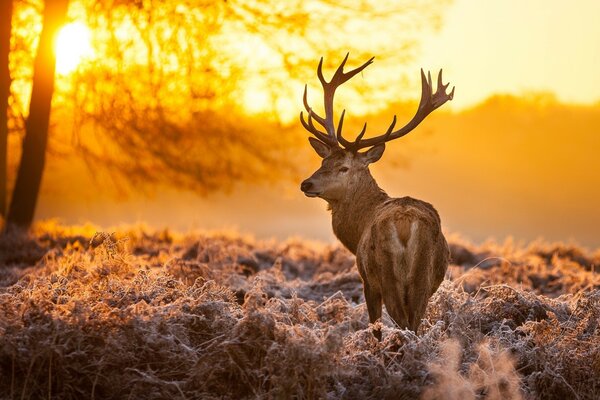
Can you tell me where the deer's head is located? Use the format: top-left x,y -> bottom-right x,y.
300,54 -> 455,201
300,142 -> 385,201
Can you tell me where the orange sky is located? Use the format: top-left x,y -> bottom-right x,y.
48,1 -> 600,117
413,0 -> 600,109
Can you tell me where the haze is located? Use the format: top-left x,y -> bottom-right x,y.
6,0 -> 600,249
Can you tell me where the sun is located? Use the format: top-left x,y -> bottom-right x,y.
55,22 -> 93,75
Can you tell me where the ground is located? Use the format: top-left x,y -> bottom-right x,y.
0,222 -> 599,399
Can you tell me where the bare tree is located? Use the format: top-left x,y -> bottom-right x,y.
7,0 -> 69,228
0,0 -> 12,218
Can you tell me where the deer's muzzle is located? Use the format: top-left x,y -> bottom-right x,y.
300,180 -> 319,197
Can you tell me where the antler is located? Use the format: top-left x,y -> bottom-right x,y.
348,68 -> 454,150
300,53 -> 373,148
300,54 -> 455,152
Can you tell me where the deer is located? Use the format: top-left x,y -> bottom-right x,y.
300,54 -> 454,339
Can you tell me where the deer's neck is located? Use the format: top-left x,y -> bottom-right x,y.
329,172 -> 388,254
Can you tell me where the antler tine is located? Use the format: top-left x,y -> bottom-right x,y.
383,115 -> 397,140
427,70 -> 432,90
351,68 -> 454,150
355,123 -> 367,144
349,116 -> 394,151
316,57 -> 328,87
302,59 -> 340,146
432,68 -> 455,108
331,53 -> 349,82
420,68 -> 431,108
303,85 -> 328,127
300,111 -> 335,146
437,69 -> 446,90
336,110 -> 373,151
317,54 -> 375,146
324,53 -> 374,86
336,109 -> 350,148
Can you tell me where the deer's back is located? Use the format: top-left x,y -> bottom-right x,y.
358,196 -> 449,297
371,196 -> 445,243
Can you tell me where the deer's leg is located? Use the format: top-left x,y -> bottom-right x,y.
363,282 -> 383,340
402,233 -> 438,332
382,284 -> 411,330
404,246 -> 447,331
357,250 -> 384,340
407,293 -> 428,332
380,241 -> 411,330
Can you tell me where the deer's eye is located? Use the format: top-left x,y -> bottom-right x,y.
339,166 -> 349,173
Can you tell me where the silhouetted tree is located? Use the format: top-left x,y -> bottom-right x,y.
0,0 -> 12,218
7,0 -> 69,228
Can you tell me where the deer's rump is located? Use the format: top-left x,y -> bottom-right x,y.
356,196 -> 449,331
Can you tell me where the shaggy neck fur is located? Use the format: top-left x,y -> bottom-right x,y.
328,168 -> 389,254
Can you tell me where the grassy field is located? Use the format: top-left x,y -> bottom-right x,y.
0,222 -> 599,399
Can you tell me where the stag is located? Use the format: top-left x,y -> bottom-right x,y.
300,54 -> 453,339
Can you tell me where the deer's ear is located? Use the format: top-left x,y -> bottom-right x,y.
308,137 -> 331,158
361,143 -> 385,164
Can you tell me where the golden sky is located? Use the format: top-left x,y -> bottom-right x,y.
46,1 -> 600,118
412,0 -> 600,109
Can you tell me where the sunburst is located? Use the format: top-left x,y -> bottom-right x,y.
55,22 -> 93,75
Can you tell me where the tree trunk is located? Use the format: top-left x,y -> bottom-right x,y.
0,0 -> 12,219
6,0 -> 69,228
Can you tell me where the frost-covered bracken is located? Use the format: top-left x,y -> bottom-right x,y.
0,223 -> 599,399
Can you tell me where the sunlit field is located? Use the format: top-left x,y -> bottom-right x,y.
1,0 -> 600,399
0,223 -> 599,398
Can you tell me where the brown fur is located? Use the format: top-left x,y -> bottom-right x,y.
300,56 -> 453,338
302,150 -> 449,336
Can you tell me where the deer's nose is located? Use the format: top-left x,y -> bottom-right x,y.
300,180 -> 313,192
